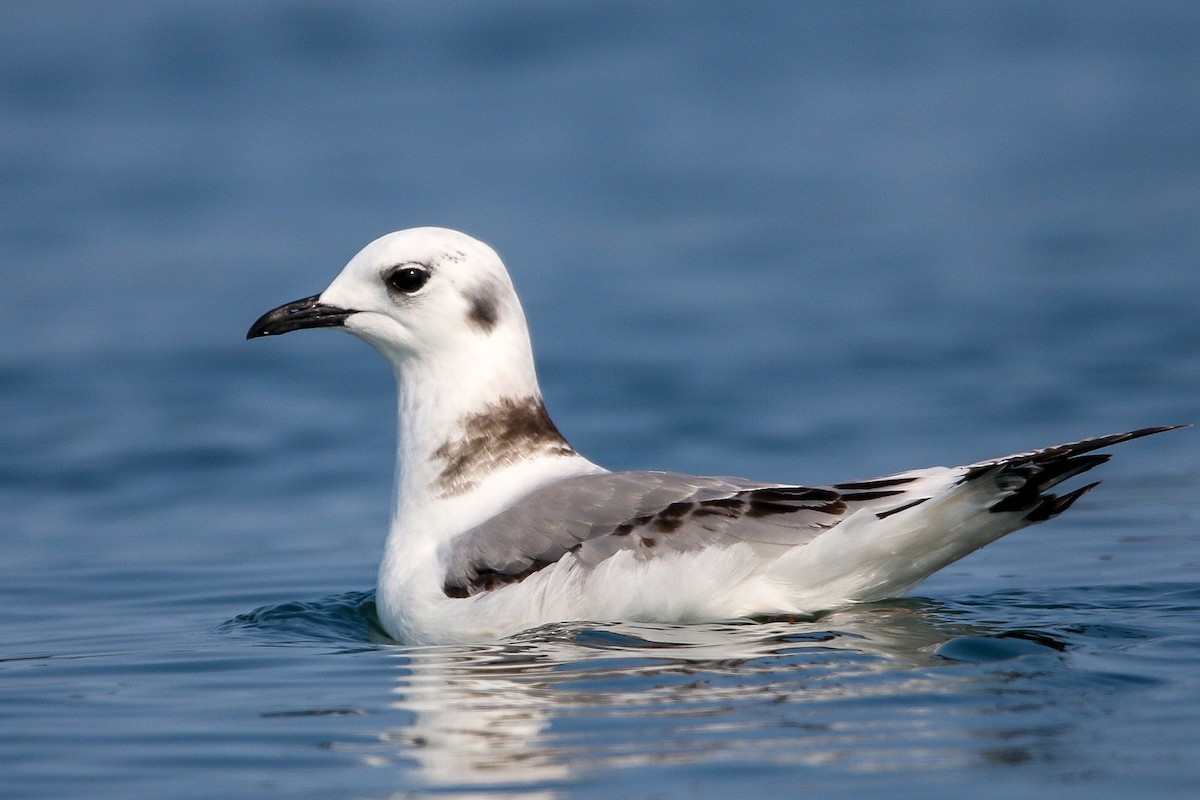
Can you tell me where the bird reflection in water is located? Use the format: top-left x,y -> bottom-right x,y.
343,600 -> 1074,794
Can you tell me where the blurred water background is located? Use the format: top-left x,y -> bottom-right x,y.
2,2 -> 1198,798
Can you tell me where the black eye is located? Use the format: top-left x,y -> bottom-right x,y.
385,265 -> 430,294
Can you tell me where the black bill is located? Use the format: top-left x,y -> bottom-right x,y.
246,294 -> 353,339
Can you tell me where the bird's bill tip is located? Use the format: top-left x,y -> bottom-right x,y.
246,294 -> 353,339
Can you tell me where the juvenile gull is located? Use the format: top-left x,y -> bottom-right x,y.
247,227 -> 1183,645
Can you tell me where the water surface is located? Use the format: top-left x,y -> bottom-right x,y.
2,3 -> 1198,798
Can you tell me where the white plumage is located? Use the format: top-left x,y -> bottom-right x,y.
248,227 -> 1182,644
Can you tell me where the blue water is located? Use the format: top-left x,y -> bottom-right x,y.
3,2 -> 1199,798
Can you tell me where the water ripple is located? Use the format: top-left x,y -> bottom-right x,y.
218,591 -> 388,646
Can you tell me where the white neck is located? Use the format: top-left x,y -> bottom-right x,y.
385,332 -> 601,547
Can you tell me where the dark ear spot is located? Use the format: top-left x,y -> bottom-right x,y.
466,288 -> 500,333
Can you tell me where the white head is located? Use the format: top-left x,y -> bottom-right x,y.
248,227 -> 584,506
248,227 -> 529,370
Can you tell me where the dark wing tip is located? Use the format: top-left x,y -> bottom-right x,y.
1093,424 -> 1190,448
971,425 -> 1185,519
965,424 -> 1188,482
1025,480 -> 1102,523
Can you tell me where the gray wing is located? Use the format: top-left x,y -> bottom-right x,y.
440,469 -> 919,598
439,425 -> 1185,599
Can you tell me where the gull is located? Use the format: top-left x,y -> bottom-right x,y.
247,227 -> 1183,645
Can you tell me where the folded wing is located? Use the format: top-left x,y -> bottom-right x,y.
440,425 -> 1183,599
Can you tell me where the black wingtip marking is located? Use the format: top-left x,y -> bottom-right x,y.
958,425 -> 1185,520
963,425 -> 1186,482
1025,481 -> 1102,523
988,454 -> 1110,514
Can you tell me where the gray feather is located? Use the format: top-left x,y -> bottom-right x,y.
440,470 -> 907,597
438,425 -> 1186,599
